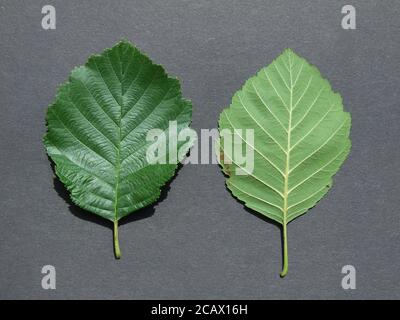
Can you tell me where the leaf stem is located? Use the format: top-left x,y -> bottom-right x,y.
279,50 -> 293,278
113,219 -> 121,259
280,223 -> 288,277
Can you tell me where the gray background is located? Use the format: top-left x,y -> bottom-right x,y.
0,0 -> 399,299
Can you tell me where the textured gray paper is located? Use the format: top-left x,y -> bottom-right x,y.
0,0 -> 399,299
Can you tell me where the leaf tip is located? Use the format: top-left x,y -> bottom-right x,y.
282,47 -> 302,60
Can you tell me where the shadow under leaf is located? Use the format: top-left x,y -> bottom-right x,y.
52,161 -> 184,230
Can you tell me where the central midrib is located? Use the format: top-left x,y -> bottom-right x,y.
113,86 -> 123,223
283,52 -> 294,225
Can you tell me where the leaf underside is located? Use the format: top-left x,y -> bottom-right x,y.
44,40 -> 192,223
218,49 -> 351,225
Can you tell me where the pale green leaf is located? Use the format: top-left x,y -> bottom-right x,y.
218,49 -> 351,276
44,40 -> 192,258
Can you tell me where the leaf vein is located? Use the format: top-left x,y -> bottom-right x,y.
251,79 -> 288,132
49,108 -> 115,166
237,93 -> 287,154
289,118 -> 348,174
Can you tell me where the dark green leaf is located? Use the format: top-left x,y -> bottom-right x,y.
44,40 -> 192,258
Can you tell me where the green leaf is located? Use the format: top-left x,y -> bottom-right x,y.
44,40 -> 192,258
217,49 -> 351,277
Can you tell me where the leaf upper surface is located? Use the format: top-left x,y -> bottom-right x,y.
44,40 -> 192,222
